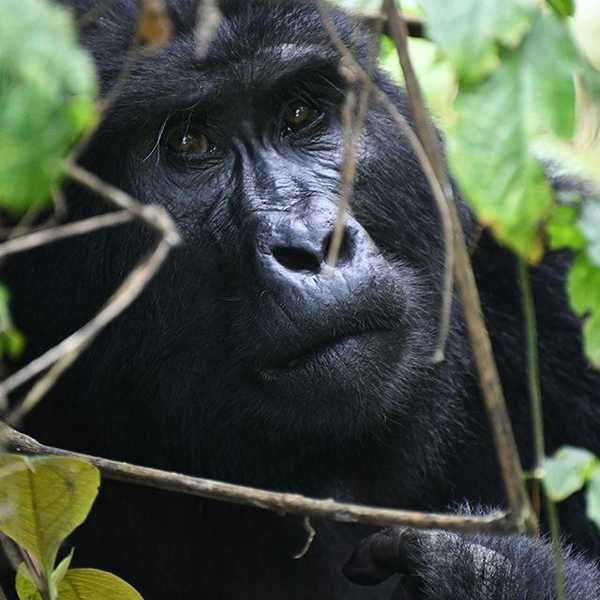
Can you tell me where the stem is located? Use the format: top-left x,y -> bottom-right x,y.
517,258 -> 566,600
518,259 -> 545,467
545,495 -> 567,600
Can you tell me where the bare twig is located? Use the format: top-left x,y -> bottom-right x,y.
326,79 -> 358,267
1,164 -> 180,421
518,260 -> 566,598
316,0 -> 534,532
383,1 -> 455,363
195,0 -> 222,59
64,162 -> 179,244
4,237 -> 173,421
293,516 -> 316,559
0,211 -> 133,260
361,13 -> 424,39
2,424 -> 518,535
320,1 -> 384,268
316,0 -> 454,363
383,0 -> 534,533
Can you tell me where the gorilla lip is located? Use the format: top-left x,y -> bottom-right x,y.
256,328 -> 392,377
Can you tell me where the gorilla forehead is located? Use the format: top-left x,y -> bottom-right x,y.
84,0 -> 364,122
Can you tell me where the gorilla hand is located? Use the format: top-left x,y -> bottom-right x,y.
344,526 -> 600,599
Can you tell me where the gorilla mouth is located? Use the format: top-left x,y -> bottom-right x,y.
255,327 -> 394,379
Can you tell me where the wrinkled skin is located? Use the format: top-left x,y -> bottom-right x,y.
3,1 -> 600,598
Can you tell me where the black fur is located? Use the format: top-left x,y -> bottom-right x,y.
3,0 -> 600,597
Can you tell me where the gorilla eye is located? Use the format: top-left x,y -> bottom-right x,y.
283,102 -> 321,135
165,127 -> 215,156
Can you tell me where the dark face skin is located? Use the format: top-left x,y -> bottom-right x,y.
128,41 -> 433,441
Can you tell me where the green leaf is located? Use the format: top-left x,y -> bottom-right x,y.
380,37 -> 456,123
3,328 -> 26,359
448,13 -> 580,259
583,313 -> 600,367
0,455 -> 100,573
567,254 -> 600,316
586,465 -> 600,530
0,283 -> 25,359
546,205 -> 586,251
0,284 -> 12,334
421,0 -> 535,83
543,446 -> 597,501
0,0 -> 97,216
448,83 -> 553,260
16,565 -> 144,600
566,254 -> 600,366
547,0 -> 574,17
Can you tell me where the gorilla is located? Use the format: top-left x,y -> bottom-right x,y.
3,0 -> 600,598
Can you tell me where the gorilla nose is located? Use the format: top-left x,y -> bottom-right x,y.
268,222 -> 354,276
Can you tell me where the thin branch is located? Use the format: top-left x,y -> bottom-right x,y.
321,1 -> 384,268
195,0 -> 222,59
293,516 -> 316,559
384,0 -> 534,533
0,211 -> 133,260
326,79 -> 358,266
361,13 -> 424,39
2,424 -> 518,535
316,0 -> 534,532
64,162 -> 179,244
383,0 -> 454,363
4,237 -> 172,419
1,164 -> 180,420
316,0 -> 454,363
517,259 -> 566,599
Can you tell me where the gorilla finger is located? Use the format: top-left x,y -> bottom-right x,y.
343,528 -> 421,585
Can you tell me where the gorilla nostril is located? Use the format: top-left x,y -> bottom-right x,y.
272,245 -> 321,274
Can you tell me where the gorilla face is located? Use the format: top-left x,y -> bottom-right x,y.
19,0 -> 469,487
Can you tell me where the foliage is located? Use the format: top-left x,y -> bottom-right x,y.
0,455 -> 142,600
0,284 -> 25,361
0,0 -> 97,216
16,565 -> 143,600
380,0 -> 600,366
544,447 -> 600,530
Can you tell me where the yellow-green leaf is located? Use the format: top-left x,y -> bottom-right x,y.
16,565 -> 143,600
0,455 -> 100,572
15,564 -> 40,600
547,0 -> 574,17
51,549 -> 74,592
